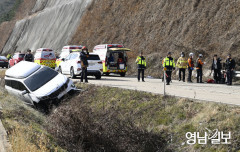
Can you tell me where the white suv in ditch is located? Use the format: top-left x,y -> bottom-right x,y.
59,52 -> 103,79
5,61 -> 76,105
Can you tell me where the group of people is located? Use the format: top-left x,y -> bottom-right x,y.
136,52 -> 236,85
7,49 -> 34,62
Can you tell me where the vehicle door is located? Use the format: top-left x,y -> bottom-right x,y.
61,54 -> 72,73
68,53 -> 79,73
5,80 -> 33,104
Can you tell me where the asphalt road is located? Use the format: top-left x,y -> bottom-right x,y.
73,75 -> 240,106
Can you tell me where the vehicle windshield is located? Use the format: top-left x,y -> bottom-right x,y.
24,67 -> 58,91
19,54 -> 25,58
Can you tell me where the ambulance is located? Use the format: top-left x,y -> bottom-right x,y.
56,45 -> 83,67
34,48 -> 56,68
93,44 -> 130,77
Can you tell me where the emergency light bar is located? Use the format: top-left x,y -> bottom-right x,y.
109,48 -> 131,51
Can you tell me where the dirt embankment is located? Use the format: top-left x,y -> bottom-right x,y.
71,0 -> 240,77
0,0 -> 36,54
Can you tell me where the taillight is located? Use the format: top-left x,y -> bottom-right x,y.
77,61 -> 81,64
98,61 -> 102,64
105,57 -> 107,66
100,69 -> 103,72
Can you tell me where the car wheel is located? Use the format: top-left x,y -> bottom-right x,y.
120,73 -> 126,77
59,66 -> 62,73
95,74 -> 101,79
70,67 -> 76,79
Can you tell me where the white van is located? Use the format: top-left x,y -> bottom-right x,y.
5,61 -> 76,105
56,45 -> 83,67
93,44 -> 130,77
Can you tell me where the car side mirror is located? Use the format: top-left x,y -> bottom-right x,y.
62,58 -> 65,61
21,90 -> 27,95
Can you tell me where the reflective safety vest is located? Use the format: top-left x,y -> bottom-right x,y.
136,56 -> 146,67
177,57 -> 188,69
163,57 -> 175,68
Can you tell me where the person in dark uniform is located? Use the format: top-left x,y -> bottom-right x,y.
24,49 -> 34,62
80,46 -> 89,83
135,52 -> 146,82
211,54 -> 222,83
225,54 -> 236,85
163,52 -> 175,85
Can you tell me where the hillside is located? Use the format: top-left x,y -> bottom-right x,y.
70,0 -> 240,76
1,0 -> 92,55
0,0 -> 239,76
0,0 -> 36,53
0,0 -> 16,20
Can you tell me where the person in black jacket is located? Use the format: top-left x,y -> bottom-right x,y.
211,54 -> 222,83
80,46 -> 89,83
24,49 -> 34,62
225,54 -> 236,85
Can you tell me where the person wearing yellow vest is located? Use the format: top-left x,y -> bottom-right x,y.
163,52 -> 175,85
176,52 -> 188,82
136,52 -> 146,82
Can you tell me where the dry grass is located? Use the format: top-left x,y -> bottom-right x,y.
49,83 -> 240,152
10,125 -> 49,152
0,88 -> 65,152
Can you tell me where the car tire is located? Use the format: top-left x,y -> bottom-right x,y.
95,74 -> 101,79
70,67 -> 76,79
59,66 -> 62,73
120,73 -> 126,77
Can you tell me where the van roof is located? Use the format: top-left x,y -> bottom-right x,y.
36,48 -> 53,52
5,61 -> 41,79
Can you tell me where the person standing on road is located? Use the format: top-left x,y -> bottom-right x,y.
196,54 -> 205,83
163,52 -> 175,85
225,54 -> 236,85
211,54 -> 222,83
136,52 -> 146,82
187,53 -> 194,83
24,49 -> 34,62
80,46 -> 89,83
176,52 -> 188,82
7,54 -> 12,60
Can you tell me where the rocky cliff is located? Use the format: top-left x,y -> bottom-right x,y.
1,0 -> 240,76
1,0 -> 92,54
71,0 -> 240,76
